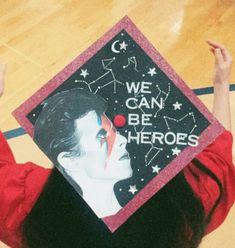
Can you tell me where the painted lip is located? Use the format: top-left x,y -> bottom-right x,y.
119,152 -> 130,161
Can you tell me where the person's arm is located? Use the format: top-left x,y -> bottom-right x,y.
207,40 -> 233,131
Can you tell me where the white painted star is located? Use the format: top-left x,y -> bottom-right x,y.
80,69 -> 89,78
119,41 -> 128,50
172,147 -> 181,156
147,67 -> 157,76
128,185 -> 138,195
173,101 -> 182,110
152,165 -> 161,174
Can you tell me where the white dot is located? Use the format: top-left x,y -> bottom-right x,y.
141,178 -> 144,181
98,86 -> 101,89
142,74 -> 145,77
115,100 -> 118,103
75,80 -> 78,82
137,169 -> 140,171
125,130 -> 128,133
123,66 -> 125,68
113,57 -> 116,60
167,155 -> 169,158
119,188 -> 122,191
33,113 -> 36,117
121,33 -> 124,36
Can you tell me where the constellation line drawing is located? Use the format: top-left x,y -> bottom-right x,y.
163,112 -> 197,134
123,56 -> 139,72
145,144 -> 163,167
74,79 -> 92,91
154,83 -> 171,117
74,58 -> 124,94
132,125 -> 163,168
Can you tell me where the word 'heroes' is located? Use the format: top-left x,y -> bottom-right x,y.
127,131 -> 199,147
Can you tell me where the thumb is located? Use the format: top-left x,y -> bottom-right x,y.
214,48 -> 224,65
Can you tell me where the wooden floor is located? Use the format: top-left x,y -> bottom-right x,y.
0,1 -> 235,247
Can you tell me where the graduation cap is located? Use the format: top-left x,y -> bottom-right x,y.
13,16 -> 224,232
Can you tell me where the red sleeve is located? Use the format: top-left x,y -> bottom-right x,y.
184,130 -> 235,235
0,131 -> 51,248
0,131 -> 16,165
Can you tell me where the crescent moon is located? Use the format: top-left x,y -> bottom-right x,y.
111,40 -> 120,53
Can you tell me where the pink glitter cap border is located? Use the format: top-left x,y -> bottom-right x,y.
12,16 -> 224,232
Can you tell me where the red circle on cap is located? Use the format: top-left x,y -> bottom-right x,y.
113,114 -> 126,127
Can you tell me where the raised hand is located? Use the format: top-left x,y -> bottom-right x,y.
207,40 -> 232,86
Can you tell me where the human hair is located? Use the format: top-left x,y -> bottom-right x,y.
21,158 -> 215,248
33,88 -> 107,165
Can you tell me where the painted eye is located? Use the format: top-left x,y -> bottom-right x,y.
97,129 -> 108,144
99,133 -> 107,139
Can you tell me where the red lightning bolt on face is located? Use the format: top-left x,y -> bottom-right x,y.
100,114 -> 116,168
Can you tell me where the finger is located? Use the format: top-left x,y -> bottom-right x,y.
206,40 -> 225,50
221,48 -> 232,62
207,40 -> 232,62
214,48 -> 224,64
209,49 -> 215,54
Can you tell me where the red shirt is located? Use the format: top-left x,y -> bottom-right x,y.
0,130 -> 235,248
0,132 -> 50,248
184,130 -> 235,234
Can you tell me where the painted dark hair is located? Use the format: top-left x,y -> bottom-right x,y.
33,88 -> 107,165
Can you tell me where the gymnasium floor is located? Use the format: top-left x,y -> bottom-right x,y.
0,1 -> 234,247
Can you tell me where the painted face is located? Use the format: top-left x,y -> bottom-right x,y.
73,111 -> 133,181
